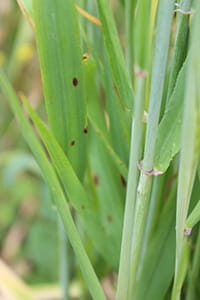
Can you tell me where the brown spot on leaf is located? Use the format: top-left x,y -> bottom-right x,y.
107,215 -> 113,223
82,54 -> 88,60
120,174 -> 127,188
72,77 -> 79,86
83,127 -> 88,134
81,205 -> 85,210
93,174 -> 99,186
70,140 -> 75,146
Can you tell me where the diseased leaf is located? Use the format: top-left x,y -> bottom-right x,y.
82,54 -> 128,178
23,96 -> 121,267
0,71 -> 105,300
33,0 -> 87,179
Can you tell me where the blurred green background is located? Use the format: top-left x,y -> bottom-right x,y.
0,1 -> 120,299
0,0 -> 62,294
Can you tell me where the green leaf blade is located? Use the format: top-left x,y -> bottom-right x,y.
33,0 -> 87,179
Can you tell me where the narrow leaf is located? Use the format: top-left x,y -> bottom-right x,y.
96,0 -> 134,110
0,71 -> 105,300
33,0 -> 87,179
186,199 -> 200,230
22,95 -> 120,267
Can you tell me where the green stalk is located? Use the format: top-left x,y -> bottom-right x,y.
128,1 -> 175,297
0,72 -> 106,300
116,1 -> 151,297
116,76 -> 146,300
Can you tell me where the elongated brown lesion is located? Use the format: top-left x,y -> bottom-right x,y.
72,77 -> 79,86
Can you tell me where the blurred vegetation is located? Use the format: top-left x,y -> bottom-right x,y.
0,1 -> 119,299
1,1 -> 200,300
0,0 -> 69,298
0,0 -> 59,284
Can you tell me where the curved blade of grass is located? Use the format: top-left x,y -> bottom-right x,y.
0,71 -> 106,300
33,0 -> 87,180
22,97 -> 92,213
96,0 -> 134,110
22,95 -> 119,266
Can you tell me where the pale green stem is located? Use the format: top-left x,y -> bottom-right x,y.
116,77 -> 146,300
128,1 -> 175,297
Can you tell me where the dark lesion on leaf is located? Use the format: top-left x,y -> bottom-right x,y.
72,77 -> 79,86
70,140 -> 76,146
82,54 -> 88,61
83,127 -> 88,134
93,173 -> 99,186
120,174 -> 127,188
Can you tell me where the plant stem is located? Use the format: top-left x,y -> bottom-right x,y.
116,76 -> 146,300
128,1 -> 175,297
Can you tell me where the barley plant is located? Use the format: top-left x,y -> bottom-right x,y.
0,0 -> 200,299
